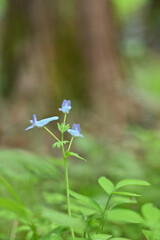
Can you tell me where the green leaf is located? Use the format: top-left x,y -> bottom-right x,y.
57,123 -> 62,132
0,149 -> 59,180
70,190 -> 101,212
141,203 -> 160,227
70,202 -> 97,215
113,192 -> 141,197
57,123 -> 70,133
142,230 -> 152,240
16,225 -> 30,233
142,229 -> 160,240
67,238 -> 87,240
42,208 -> 85,234
107,209 -> 142,223
111,238 -> 132,240
92,234 -> 112,240
98,177 -> 115,195
0,175 -> 22,203
26,231 -> 33,240
66,151 -> 86,161
109,196 -> 137,210
43,192 -> 65,204
115,179 -> 150,191
50,234 -> 62,240
0,198 -> 31,221
40,227 -> 67,240
52,141 -> 69,149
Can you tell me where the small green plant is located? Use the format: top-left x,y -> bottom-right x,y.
0,99 -> 159,240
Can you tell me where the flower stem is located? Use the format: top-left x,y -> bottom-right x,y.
64,155 -> 75,237
98,193 -> 113,233
43,126 -> 60,142
61,114 -> 75,237
68,137 -> 74,152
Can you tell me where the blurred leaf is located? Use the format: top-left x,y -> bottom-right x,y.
98,177 -> 115,195
109,196 -> 137,210
142,229 -> 160,240
111,238 -> 132,240
141,203 -> 160,228
16,225 -> 30,233
0,175 -> 22,203
57,123 -> 70,133
142,230 -> 152,240
92,234 -> 112,240
50,234 -> 62,240
40,227 -> 67,240
0,149 -> 59,180
0,198 -> 32,222
113,192 -> 141,197
70,190 -> 101,212
113,0 -> 148,20
52,141 -> 69,149
26,231 -> 33,240
107,209 -> 142,223
43,192 -> 65,204
70,202 -> 96,216
67,238 -> 87,240
42,208 -> 85,233
115,179 -> 150,191
66,151 -> 86,161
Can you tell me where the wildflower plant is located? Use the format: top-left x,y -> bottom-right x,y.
25,99 -> 85,238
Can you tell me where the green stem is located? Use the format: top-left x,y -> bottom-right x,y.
103,194 -> 112,215
61,114 -> 75,237
68,137 -> 74,152
10,220 -> 18,240
64,113 -> 67,126
98,193 -> 113,233
64,156 -> 75,237
43,126 -> 60,142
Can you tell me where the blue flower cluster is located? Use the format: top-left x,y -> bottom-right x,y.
25,99 -> 83,138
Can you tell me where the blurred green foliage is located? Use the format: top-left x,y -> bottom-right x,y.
113,0 -> 148,21
0,0 -> 7,17
1,125 -> 160,239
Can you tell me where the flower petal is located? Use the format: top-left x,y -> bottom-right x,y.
67,100 -> 71,106
72,124 -> 80,132
38,116 -> 59,126
25,125 -> 34,131
62,99 -> 67,108
33,114 -> 37,124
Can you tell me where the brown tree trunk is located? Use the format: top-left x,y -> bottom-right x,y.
78,0 -> 128,132
0,0 -> 58,151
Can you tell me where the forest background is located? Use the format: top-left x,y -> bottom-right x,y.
0,0 -> 160,239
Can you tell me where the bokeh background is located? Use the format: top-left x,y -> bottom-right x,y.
0,0 -> 160,239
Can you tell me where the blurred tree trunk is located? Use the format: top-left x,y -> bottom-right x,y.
0,0 -> 58,150
78,0 -> 128,131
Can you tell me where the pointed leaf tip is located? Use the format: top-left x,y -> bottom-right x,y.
98,176 -> 115,195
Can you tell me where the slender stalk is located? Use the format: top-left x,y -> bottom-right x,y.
10,220 -> 18,240
64,155 -> 75,237
61,114 -> 75,237
63,113 -> 67,126
68,137 -> 74,152
103,194 -> 112,215
98,193 -> 113,233
43,126 -> 60,142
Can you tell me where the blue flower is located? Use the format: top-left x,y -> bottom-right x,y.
59,99 -> 71,114
25,114 -> 59,131
68,124 -> 83,137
